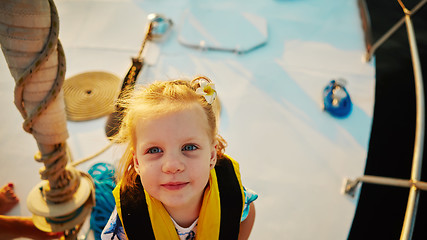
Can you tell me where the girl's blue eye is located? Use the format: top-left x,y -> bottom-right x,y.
182,144 -> 198,151
147,147 -> 162,154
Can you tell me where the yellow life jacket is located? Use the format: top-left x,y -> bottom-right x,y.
113,155 -> 245,240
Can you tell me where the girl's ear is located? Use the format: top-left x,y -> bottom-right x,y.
133,150 -> 140,174
210,144 -> 217,169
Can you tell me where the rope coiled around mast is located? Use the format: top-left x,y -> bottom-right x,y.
0,0 -> 80,203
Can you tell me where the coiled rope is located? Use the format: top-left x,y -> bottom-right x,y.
0,0 -> 80,203
88,162 -> 116,240
64,71 -> 121,122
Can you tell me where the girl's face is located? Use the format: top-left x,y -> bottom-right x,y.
134,104 -> 217,213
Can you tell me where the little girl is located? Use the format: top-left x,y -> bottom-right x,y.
101,76 -> 257,240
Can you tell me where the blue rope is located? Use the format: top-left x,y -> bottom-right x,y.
88,162 -> 116,240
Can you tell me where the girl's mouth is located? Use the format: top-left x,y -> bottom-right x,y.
161,182 -> 188,190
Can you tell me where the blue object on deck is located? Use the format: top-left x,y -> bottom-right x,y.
323,79 -> 352,117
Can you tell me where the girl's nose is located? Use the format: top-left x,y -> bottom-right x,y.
162,152 -> 184,174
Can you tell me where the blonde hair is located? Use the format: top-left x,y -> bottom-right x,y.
114,76 -> 227,191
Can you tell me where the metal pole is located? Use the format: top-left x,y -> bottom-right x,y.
363,0 -> 427,62
400,3 -> 425,239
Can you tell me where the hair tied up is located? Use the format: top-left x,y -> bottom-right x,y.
192,76 -> 217,104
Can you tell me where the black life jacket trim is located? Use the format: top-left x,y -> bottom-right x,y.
215,157 -> 244,239
120,177 -> 156,240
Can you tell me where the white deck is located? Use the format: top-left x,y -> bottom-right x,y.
0,0 -> 375,239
